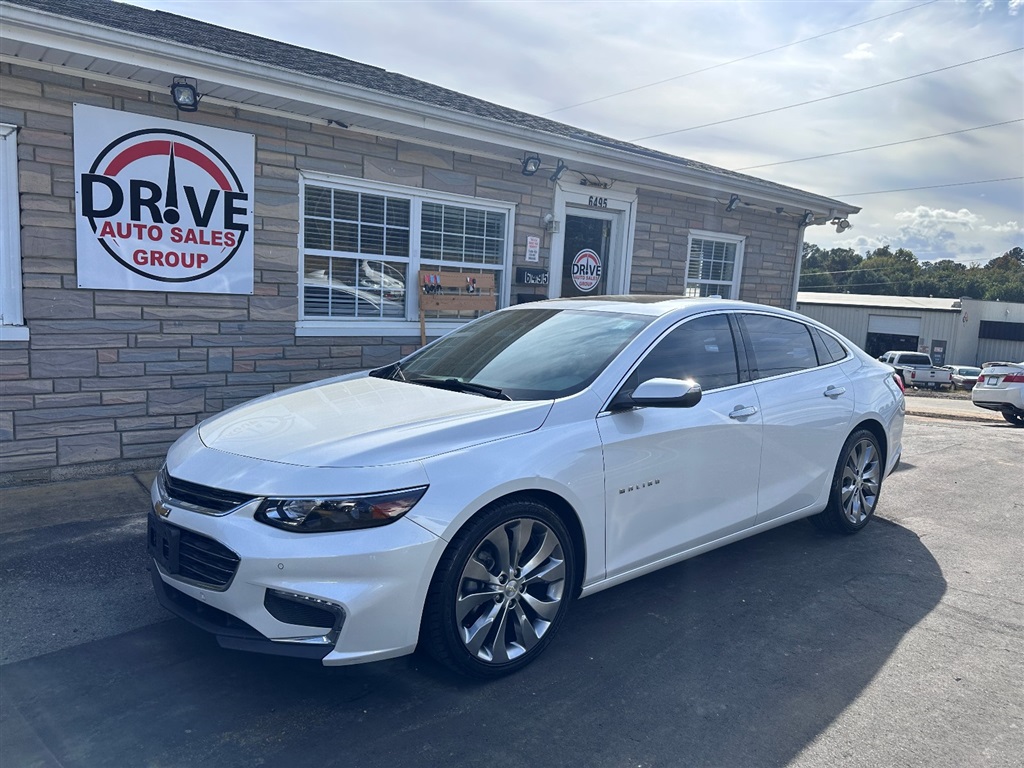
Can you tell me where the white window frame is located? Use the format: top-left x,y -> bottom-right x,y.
296,172 -> 514,337
684,230 -> 745,300
1,123 -> 27,341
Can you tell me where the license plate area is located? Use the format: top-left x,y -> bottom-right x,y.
148,514 -> 181,575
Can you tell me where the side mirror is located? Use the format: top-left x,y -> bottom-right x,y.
610,378 -> 702,410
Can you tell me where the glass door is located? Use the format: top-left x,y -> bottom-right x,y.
560,213 -> 612,297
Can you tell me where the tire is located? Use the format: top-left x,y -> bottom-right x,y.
420,498 -> 577,678
1001,408 -> 1024,427
811,429 -> 883,535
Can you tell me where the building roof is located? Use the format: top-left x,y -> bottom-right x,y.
1,0 -> 858,216
797,292 -> 963,312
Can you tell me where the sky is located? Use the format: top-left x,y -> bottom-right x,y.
125,0 -> 1024,265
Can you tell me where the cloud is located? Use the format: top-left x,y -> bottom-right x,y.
843,43 -> 875,60
822,207 -> 1023,263
885,32 -> 905,43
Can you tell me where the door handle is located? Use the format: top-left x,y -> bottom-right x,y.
729,405 -> 758,419
823,385 -> 847,398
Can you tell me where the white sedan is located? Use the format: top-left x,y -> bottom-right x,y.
148,297 -> 905,677
971,361 -> 1024,426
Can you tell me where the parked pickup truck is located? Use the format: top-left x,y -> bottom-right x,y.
878,351 -> 953,390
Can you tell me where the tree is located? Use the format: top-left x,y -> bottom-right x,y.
799,244 -> 861,292
982,247 -> 1024,302
847,246 -> 921,295
800,243 -> 1024,301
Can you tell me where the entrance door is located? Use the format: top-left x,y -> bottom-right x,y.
560,213 -> 612,297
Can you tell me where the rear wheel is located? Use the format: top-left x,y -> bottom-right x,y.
812,429 -> 883,534
420,498 -> 577,678
1001,408 -> 1024,427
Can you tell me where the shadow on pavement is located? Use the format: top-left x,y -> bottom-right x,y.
1,517 -> 944,768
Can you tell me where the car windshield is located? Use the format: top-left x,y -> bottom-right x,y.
375,308 -> 652,400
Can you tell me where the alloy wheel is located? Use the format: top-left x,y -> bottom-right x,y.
840,437 -> 881,525
455,518 -> 567,664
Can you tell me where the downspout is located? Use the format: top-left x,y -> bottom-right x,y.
790,225 -> 806,311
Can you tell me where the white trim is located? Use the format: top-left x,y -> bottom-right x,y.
0,122 -> 27,340
296,320 -> 466,338
297,172 -> 515,336
791,226 -> 806,311
549,182 -> 637,298
685,230 -> 746,300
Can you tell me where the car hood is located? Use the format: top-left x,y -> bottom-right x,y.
198,376 -> 552,468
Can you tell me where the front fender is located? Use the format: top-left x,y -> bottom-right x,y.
408,418 -> 607,586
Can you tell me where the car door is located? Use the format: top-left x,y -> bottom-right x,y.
598,312 -> 762,579
737,313 -> 855,523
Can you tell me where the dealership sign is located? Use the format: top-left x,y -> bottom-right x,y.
570,249 -> 602,292
74,104 -> 254,293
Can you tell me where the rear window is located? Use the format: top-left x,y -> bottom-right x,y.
899,354 -> 932,366
741,314 -> 818,379
810,327 -> 848,364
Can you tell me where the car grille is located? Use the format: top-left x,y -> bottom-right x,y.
161,469 -> 255,513
149,516 -> 241,589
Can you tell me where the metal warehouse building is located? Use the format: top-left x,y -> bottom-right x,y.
796,292 -> 1024,366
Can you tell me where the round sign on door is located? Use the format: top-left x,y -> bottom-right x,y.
571,249 -> 603,292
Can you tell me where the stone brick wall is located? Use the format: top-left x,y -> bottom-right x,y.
1,62 -> 800,485
631,188 -> 801,305
0,63 -> 558,485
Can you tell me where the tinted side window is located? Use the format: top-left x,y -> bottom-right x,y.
635,314 -> 740,390
742,314 -> 817,379
810,327 -> 848,364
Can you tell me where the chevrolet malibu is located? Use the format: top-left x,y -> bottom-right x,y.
148,297 -> 905,677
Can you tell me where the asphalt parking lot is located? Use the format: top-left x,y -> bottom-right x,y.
1,415 -> 1021,768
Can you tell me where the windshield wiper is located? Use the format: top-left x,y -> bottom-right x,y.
369,362 -> 406,381
407,377 -> 510,400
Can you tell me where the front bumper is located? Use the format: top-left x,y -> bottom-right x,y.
147,489 -> 446,666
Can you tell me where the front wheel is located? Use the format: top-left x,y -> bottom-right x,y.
420,498 -> 577,678
811,429 -> 883,534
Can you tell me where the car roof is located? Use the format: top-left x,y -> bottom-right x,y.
513,295 -> 781,318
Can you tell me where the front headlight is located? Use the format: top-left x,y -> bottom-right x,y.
255,486 -> 428,533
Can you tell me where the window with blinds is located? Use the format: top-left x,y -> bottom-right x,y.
685,233 -> 744,299
300,177 -> 511,329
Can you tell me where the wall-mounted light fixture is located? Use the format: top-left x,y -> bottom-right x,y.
169,77 -> 202,112
725,194 -> 740,213
521,154 -> 542,176
800,210 -> 815,227
543,213 -> 560,233
831,217 -> 853,233
549,159 -> 568,182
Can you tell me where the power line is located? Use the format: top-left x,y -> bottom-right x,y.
734,119 -> 1024,171
631,48 -> 1024,141
833,176 -> 1024,197
541,0 -> 939,116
